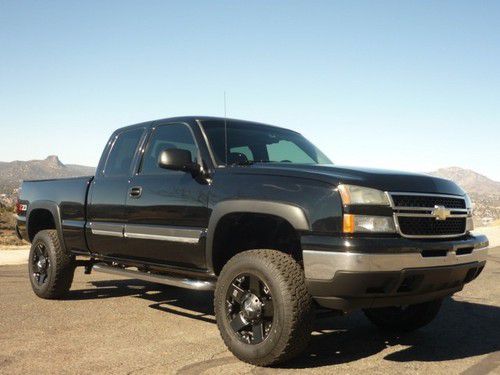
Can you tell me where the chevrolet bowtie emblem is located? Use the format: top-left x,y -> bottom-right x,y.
431,205 -> 451,221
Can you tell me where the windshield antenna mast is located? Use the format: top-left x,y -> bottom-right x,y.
224,91 -> 228,166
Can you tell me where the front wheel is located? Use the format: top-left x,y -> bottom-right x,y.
29,230 -> 75,299
214,249 -> 314,366
363,298 -> 443,332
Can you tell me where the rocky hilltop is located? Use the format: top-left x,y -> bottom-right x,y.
0,156 -> 95,206
429,167 -> 500,195
429,167 -> 500,226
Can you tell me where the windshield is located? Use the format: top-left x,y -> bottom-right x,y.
202,120 -> 332,166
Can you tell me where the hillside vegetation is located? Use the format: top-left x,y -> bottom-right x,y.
0,205 -> 25,246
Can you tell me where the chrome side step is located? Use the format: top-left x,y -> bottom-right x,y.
92,263 -> 216,291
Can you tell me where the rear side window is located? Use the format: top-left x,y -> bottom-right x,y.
140,123 -> 198,175
104,128 -> 144,176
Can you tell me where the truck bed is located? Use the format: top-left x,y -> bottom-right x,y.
18,176 -> 94,252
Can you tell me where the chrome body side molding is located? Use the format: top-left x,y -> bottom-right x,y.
88,222 -> 203,243
88,222 -> 123,237
124,224 -> 202,243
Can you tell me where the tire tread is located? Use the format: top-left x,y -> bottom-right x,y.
215,249 -> 314,366
30,230 -> 74,299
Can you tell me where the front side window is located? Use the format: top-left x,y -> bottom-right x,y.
202,120 -> 331,165
104,128 -> 144,176
141,123 -> 198,175
267,140 -> 316,163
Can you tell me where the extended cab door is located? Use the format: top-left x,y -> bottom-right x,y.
86,126 -> 147,258
123,121 -> 210,269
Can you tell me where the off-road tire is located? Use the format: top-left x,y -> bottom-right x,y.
214,249 -> 314,366
363,298 -> 443,332
29,230 -> 75,299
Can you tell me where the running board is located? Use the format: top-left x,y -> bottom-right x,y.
92,263 -> 216,291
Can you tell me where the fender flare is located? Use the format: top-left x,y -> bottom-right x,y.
205,199 -> 310,273
26,200 -> 65,250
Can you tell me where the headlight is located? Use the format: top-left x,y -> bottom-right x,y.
343,214 -> 396,233
338,184 -> 395,233
338,184 -> 390,206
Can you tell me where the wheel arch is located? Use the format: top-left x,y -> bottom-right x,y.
206,200 -> 310,274
26,201 -> 64,249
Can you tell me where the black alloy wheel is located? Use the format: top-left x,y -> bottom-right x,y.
28,230 -> 75,299
225,273 -> 275,344
215,249 -> 314,366
31,242 -> 51,286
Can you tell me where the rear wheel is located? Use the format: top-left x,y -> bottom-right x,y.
363,299 -> 443,332
29,230 -> 75,299
214,249 -> 314,366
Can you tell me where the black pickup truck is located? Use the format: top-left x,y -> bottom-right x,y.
16,116 -> 489,366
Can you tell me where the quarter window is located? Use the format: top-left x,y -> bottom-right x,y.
104,128 -> 144,177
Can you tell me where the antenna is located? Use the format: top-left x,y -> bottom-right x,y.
224,91 -> 228,166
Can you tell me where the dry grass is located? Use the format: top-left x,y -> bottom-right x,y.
0,207 -> 27,247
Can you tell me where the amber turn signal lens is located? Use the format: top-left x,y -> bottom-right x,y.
343,214 -> 355,233
338,185 -> 351,205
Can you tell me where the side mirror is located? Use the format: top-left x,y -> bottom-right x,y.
158,148 -> 198,173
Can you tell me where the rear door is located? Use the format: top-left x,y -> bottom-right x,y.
123,122 -> 210,269
86,126 -> 147,258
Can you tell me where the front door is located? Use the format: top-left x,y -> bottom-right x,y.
123,122 -> 210,269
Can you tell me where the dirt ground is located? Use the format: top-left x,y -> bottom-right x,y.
0,247 -> 499,374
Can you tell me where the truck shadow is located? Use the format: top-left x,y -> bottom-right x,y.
284,298 -> 500,369
68,279 -> 500,369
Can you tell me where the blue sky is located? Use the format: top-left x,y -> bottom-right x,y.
1,1 -> 499,180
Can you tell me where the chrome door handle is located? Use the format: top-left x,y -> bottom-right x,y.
129,186 -> 142,198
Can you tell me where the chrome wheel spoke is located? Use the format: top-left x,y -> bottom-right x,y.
230,313 -> 250,332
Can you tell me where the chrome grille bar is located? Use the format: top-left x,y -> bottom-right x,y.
388,192 -> 471,239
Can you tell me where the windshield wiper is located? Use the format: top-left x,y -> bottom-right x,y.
233,160 -> 276,166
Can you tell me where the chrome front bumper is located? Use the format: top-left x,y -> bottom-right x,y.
302,234 -> 489,311
303,244 -> 489,281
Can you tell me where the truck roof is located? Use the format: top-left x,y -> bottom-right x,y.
114,116 -> 295,134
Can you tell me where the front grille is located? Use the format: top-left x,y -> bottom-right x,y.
392,195 -> 466,209
397,217 -> 466,236
390,193 -> 468,238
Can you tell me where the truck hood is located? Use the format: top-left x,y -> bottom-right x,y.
233,164 -> 466,196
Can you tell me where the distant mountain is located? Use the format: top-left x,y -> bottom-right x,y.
428,167 -> 500,195
0,156 -> 94,205
428,167 -> 500,225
